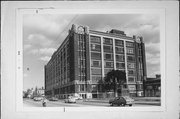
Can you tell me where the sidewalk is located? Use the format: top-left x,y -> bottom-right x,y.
134,97 -> 160,101
83,97 -> 161,106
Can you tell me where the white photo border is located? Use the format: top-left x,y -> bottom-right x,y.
1,1 -> 179,119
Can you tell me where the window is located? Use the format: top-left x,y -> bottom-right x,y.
103,45 -> 113,52
128,77 -> 135,82
90,36 -> 101,43
79,75 -> 86,81
115,47 -> 124,54
91,68 -> 102,75
126,41 -> 134,47
91,44 -> 101,52
92,85 -> 98,92
91,52 -> 101,60
92,76 -> 102,82
127,48 -> 134,54
104,53 -> 113,60
78,42 -> 85,50
128,85 -> 136,91
116,63 -> 125,69
127,56 -> 135,62
80,84 -> 85,91
137,84 -> 143,90
128,63 -> 135,69
79,35 -> 85,42
103,37 -> 112,44
78,59 -> 86,67
128,70 -> 135,75
139,49 -> 142,56
78,51 -> 86,58
91,60 -> 101,67
79,68 -> 86,75
116,55 -> 124,62
104,61 -> 114,68
104,69 -> 114,75
115,39 -> 124,46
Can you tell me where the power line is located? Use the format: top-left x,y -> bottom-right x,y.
54,15 -> 79,43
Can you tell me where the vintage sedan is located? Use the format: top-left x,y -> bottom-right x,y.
33,96 -> 43,101
64,96 -> 76,103
109,96 -> 134,106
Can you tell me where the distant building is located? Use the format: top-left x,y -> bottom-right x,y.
33,87 -> 45,97
45,24 -> 147,99
37,88 -> 45,96
145,74 -> 161,97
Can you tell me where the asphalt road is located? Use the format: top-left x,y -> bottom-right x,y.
23,99 -> 159,107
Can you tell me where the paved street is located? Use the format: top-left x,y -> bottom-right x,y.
23,98 -> 159,107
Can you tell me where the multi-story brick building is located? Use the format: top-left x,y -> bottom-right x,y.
45,24 -> 147,99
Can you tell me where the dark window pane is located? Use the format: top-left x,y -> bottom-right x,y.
90,36 -> 101,43
103,37 -> 112,44
91,44 -> 101,52
104,61 -> 114,68
116,55 -> 124,62
91,68 -> 102,75
104,53 -> 113,60
127,56 -> 135,62
116,63 -> 125,69
91,60 -> 101,67
115,39 -> 124,46
91,52 -> 101,60
126,41 -> 134,47
115,47 -> 124,54
103,45 -> 113,52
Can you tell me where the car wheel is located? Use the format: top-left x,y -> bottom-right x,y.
111,103 -> 114,106
121,103 -> 125,106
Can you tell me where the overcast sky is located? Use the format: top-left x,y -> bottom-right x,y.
23,14 -> 160,91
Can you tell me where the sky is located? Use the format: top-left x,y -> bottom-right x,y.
23,14 -> 160,91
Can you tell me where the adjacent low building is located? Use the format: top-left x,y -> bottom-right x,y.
45,24 -> 147,99
145,74 -> 161,97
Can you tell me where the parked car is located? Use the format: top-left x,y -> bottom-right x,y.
33,96 -> 43,101
48,97 -> 59,101
64,96 -> 76,103
122,96 -> 134,106
73,96 -> 83,100
109,96 -> 134,106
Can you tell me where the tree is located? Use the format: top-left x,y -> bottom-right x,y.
104,70 -> 126,97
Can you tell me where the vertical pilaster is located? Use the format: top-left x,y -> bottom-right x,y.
101,36 -> 105,78
112,38 -> 116,70
124,41 -> 129,85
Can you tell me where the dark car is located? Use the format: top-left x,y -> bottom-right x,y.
109,96 -> 134,106
48,97 -> 59,101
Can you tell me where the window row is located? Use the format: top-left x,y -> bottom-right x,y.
78,42 -> 86,50
79,68 -> 86,76
78,51 -> 86,58
90,36 -> 135,48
